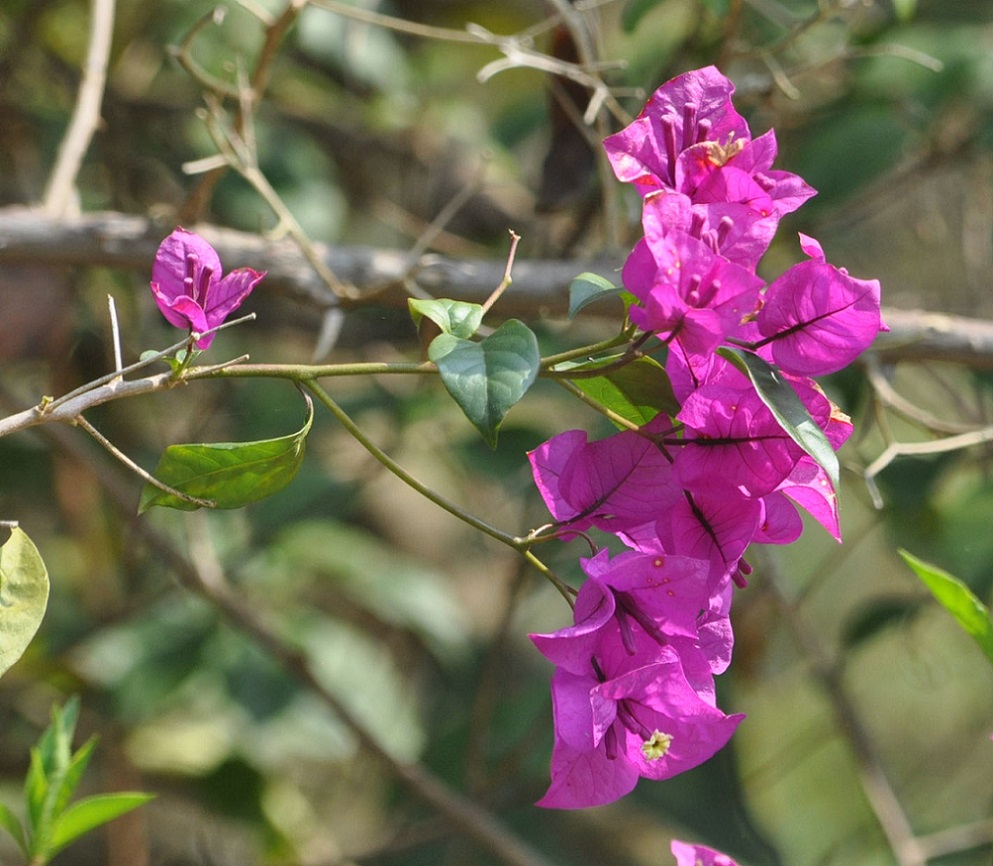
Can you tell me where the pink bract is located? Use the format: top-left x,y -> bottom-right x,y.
536,649 -> 744,809
756,236 -> 884,376
150,227 -> 265,350
671,840 -> 740,866
603,66 -> 749,193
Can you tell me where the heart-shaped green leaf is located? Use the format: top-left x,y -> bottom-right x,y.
429,319 -> 540,448
568,272 -> 626,318
568,355 -> 678,426
718,347 -> 839,492
0,527 -> 49,679
139,392 -> 314,512
408,298 -> 484,340
900,549 -> 993,667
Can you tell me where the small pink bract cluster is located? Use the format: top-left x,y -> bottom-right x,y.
528,66 -> 885,810
150,227 -> 265,350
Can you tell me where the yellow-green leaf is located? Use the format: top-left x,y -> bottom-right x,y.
900,549 -> 993,667
0,527 -> 49,678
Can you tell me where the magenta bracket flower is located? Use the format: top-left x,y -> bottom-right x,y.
671,840 -> 740,866
150,227 -> 266,350
535,648 -> 744,809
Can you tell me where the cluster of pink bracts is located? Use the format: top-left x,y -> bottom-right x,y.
527,66 -> 884,819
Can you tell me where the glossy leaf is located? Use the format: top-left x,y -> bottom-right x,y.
717,347 -> 839,491
569,355 -> 678,426
568,272 -> 625,318
139,392 -> 314,512
48,793 -> 155,860
429,319 -> 540,448
408,298 -> 484,340
900,549 -> 993,667
0,527 -> 49,679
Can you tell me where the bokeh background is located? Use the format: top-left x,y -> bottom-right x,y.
1,1 -> 992,864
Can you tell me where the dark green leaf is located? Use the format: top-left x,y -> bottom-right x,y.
408,298 -> 484,340
139,392 -> 314,513
718,347 -> 839,492
48,793 -> 155,859
429,319 -> 540,448
900,549 -> 993,667
568,272 -> 624,318
0,527 -> 49,678
570,355 -> 678,426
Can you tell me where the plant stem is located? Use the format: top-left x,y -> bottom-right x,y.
302,379 -> 524,549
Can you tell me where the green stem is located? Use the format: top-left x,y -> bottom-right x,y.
522,550 -> 575,608
186,360 -> 435,381
554,379 -> 642,432
302,379 -> 524,550
539,331 -> 634,370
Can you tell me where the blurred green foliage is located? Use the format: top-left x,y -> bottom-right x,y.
1,1 -> 993,865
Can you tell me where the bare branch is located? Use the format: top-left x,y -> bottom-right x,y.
43,0 -> 117,215
2,209 -> 993,368
74,415 -> 216,508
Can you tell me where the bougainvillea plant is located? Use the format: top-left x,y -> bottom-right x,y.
0,63 -> 888,864
526,65 -> 884,809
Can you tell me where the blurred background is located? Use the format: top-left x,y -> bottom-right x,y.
1,1 -> 992,864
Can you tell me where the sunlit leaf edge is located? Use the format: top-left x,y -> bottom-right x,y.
899,548 -> 993,667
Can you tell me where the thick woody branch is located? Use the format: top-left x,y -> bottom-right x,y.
1,208 -> 992,366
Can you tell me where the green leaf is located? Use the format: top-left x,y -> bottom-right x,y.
900,549 -> 993,667
53,737 -> 96,816
408,298 -> 484,340
717,347 -> 840,492
429,319 -> 540,448
139,392 -> 314,513
0,802 -> 27,857
570,355 -> 678,426
568,272 -> 624,318
0,527 -> 49,678
47,793 -> 155,859
25,698 -> 80,857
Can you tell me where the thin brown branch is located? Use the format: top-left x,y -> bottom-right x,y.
43,0 -> 117,215
74,415 -> 216,508
174,1 -> 309,222
480,230 -> 522,315
2,210 -> 993,366
861,354 -> 980,435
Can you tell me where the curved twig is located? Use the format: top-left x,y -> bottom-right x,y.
43,0 -> 117,215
